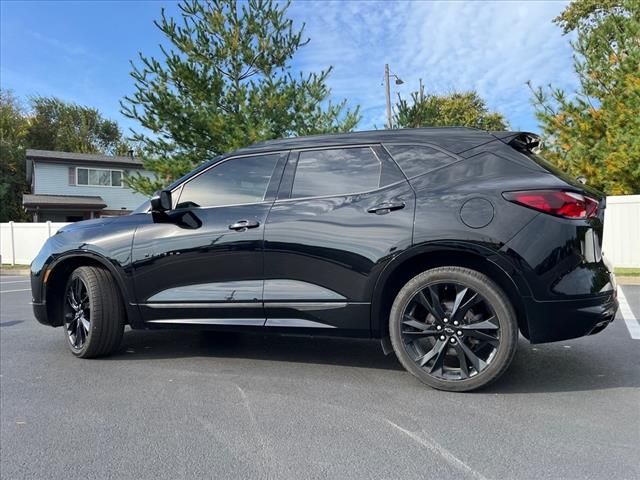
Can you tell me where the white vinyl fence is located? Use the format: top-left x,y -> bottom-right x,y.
602,195 -> 640,268
1,195 -> 639,268
0,222 -> 69,266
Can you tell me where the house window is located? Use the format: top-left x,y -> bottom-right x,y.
76,168 -> 123,187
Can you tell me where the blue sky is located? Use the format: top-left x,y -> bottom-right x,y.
1,0 -> 577,136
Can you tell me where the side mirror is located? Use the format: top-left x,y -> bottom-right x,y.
150,190 -> 172,213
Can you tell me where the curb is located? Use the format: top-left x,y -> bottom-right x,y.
617,276 -> 640,286
0,268 -> 30,276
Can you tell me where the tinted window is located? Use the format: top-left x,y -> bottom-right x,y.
292,147 -> 387,198
385,145 -> 457,178
177,154 -> 280,208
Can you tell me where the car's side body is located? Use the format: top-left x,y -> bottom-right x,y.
31,127 -> 618,348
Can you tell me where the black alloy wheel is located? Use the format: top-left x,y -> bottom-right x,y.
400,283 -> 499,380
389,267 -> 518,392
64,276 -> 91,350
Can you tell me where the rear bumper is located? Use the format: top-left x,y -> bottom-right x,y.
32,301 -> 52,326
524,289 -> 618,343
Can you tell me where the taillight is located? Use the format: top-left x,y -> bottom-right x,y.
502,190 -> 599,219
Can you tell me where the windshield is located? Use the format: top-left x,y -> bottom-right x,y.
131,199 -> 150,214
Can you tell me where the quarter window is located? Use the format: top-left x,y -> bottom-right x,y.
291,147 -> 393,198
76,167 -> 123,187
384,145 -> 457,178
176,154 -> 280,209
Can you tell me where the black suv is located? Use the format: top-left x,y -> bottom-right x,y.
31,128 -> 618,391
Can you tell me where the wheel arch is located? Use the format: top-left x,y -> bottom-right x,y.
44,252 -> 140,328
371,243 -> 531,341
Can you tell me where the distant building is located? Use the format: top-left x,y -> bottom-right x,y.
23,149 -> 152,222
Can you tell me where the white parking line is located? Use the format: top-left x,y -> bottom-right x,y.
0,280 -> 30,284
0,288 -> 31,293
618,286 -> 640,340
385,419 -> 489,480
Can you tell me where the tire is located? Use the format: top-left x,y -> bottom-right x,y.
62,266 -> 125,358
389,266 -> 518,392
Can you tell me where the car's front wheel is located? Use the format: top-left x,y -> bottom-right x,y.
63,266 -> 124,358
389,266 -> 518,392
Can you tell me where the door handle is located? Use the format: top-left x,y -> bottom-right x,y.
367,202 -> 405,215
228,219 -> 260,231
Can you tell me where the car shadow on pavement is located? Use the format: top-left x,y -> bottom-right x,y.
107,329 -> 639,394
490,338 -> 640,394
112,328 -> 405,371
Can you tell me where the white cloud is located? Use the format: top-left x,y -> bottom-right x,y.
289,0 -> 577,131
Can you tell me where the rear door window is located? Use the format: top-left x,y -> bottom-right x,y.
291,147 -> 402,198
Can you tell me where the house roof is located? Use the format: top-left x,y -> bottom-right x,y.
25,149 -> 144,168
22,194 -> 107,210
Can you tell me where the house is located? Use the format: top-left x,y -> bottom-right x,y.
23,149 -> 152,222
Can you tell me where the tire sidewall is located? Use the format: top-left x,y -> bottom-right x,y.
389,267 -> 518,392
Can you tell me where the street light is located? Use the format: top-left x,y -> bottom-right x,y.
384,64 -> 404,129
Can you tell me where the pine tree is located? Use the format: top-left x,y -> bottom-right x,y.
529,0 -> 639,195
121,0 -> 360,195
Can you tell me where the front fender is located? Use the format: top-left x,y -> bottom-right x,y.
30,220 -> 145,328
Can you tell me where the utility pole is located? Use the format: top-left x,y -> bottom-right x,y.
384,64 -> 403,129
384,63 -> 392,129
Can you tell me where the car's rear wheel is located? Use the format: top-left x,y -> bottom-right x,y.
63,266 -> 124,358
389,266 -> 518,392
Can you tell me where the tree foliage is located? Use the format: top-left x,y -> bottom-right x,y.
0,91 -> 30,222
0,91 -> 130,222
529,0 -> 639,195
121,0 -> 361,195
393,80 -> 508,131
27,97 -> 128,155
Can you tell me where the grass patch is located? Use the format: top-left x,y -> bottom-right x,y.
615,267 -> 640,277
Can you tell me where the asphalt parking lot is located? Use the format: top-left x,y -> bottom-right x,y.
1,274 -> 639,480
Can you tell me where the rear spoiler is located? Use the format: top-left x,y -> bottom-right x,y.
490,131 -> 541,152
